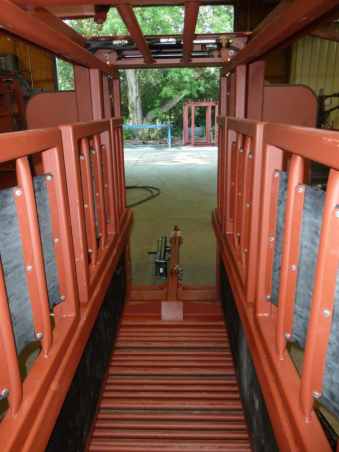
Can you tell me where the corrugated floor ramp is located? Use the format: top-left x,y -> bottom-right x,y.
89,296 -> 253,452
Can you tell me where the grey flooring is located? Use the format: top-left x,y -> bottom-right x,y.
124,145 -> 218,287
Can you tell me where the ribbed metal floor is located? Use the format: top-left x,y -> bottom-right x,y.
89,300 -> 252,452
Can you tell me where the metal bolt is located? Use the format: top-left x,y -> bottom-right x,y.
46,175 -> 52,181
104,54 -> 108,60
244,249 -> 248,253
36,333 -> 43,339
230,219 -> 233,222
336,211 -> 339,218
1,389 -> 9,397
15,190 -> 22,196
99,233 -> 102,237
246,204 -> 250,208
239,147 -> 243,153
80,155 -> 85,160
27,266 -> 33,271
269,237 -> 274,242
298,187 -> 303,193
229,50 -> 234,56
55,238 -> 59,243
238,192 -> 241,196
231,182 -> 234,186
323,310 -> 330,317
85,204 -> 88,208
266,295 -> 271,301
236,233 -> 240,237
92,150 -> 96,154
60,295 -> 66,301
285,333 -> 291,339
291,265 -> 296,271
88,249 -> 93,254
274,172 -> 279,178
107,220 -> 110,224
105,184 -> 108,188
96,193 -> 99,197
248,153 -> 253,159
102,145 -> 106,149
313,391 -> 320,399
226,72 -> 231,77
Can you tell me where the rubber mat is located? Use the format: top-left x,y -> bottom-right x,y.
89,299 -> 253,451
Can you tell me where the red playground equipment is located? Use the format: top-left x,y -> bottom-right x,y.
183,99 -> 218,146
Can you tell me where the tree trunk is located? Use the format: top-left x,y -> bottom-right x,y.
144,92 -> 185,123
126,69 -> 143,124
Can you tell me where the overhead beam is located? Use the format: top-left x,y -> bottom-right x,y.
115,4 -> 155,65
221,0 -> 339,76
0,0 -> 120,78
181,1 -> 200,63
14,0 -> 241,6
32,7 -> 87,48
310,28 -> 339,43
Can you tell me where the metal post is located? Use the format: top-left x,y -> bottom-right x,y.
167,122 -> 171,148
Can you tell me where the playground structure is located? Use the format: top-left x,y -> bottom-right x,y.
123,122 -> 172,147
183,99 -> 218,146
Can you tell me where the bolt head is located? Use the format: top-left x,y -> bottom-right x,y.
46,175 -> 52,181
96,193 -> 99,197
274,172 -> 279,178
285,333 -> 291,339
266,295 -> 271,301
238,192 -> 241,196
84,204 -> 88,208
236,233 -> 240,237
60,295 -> 66,301
313,391 -> 320,399
298,187 -> 303,193
244,249 -> 247,253
88,249 -> 93,254
336,211 -> 339,218
107,220 -> 110,224
105,184 -> 108,188
269,237 -> 274,242
230,219 -> 233,222
246,204 -> 250,208
231,182 -> 234,186
226,72 -> 231,77
239,147 -> 243,153
323,309 -> 330,317
54,238 -> 59,243
80,155 -> 85,160
291,265 -> 296,271
92,150 -> 96,154
15,189 -> 22,196
27,265 -> 33,271
1,389 -> 9,397
36,333 -> 43,339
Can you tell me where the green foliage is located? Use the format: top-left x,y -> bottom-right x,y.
56,59 -> 74,90
59,6 -> 234,133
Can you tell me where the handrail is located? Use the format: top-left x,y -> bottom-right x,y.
214,116 -> 339,452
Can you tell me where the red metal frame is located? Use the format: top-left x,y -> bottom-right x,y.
183,100 -> 218,146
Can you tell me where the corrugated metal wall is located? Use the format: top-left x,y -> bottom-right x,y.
290,30 -> 339,129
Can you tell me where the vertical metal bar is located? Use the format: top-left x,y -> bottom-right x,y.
93,134 -> 107,248
246,61 -> 265,120
276,154 -> 304,357
101,131 -> 117,235
215,103 -> 219,144
113,78 -> 122,118
233,133 -> 244,248
255,143 -> 284,316
219,76 -> 227,116
74,65 -> 92,122
206,105 -> 212,144
191,106 -> 195,147
235,64 -> 246,118
183,104 -> 188,145
80,138 -> 98,266
300,169 -> 339,419
167,123 -> 171,148
118,126 -> 126,210
239,136 -> 252,267
90,68 -> 104,120
0,261 -> 22,415
16,157 -> 52,355
41,144 -> 79,316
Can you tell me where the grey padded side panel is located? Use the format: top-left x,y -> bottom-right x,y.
321,223 -> 339,418
33,175 -> 61,309
291,185 -> 325,349
0,188 -> 36,355
270,170 -> 288,306
89,148 -> 99,238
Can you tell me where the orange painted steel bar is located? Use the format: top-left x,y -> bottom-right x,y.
0,128 -> 79,452
60,119 -> 126,303
216,117 -> 265,303
181,2 -> 200,64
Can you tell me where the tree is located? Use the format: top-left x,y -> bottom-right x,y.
58,5 -> 233,131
